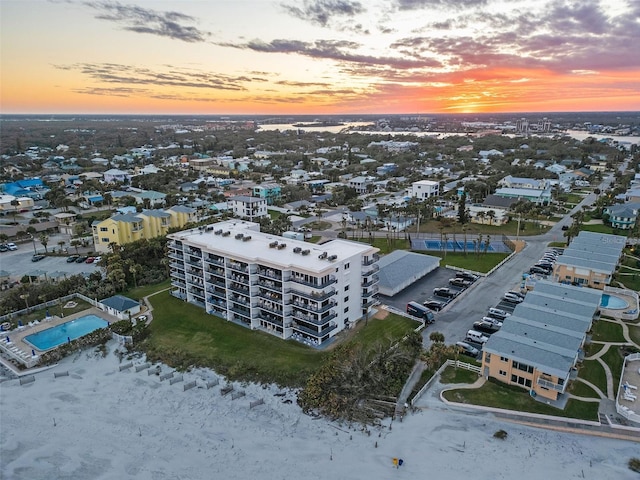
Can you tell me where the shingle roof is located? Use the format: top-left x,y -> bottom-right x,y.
100,295 -> 139,312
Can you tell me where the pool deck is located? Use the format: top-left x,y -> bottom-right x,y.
600,287 -> 639,321
0,307 -> 120,369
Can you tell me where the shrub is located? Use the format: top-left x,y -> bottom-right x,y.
494,429 -> 508,440
629,457 -> 640,473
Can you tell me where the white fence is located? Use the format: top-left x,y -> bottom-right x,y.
0,293 -> 100,324
616,353 -> 640,425
410,359 -> 481,406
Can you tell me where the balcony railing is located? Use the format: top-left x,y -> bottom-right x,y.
227,262 -> 248,273
228,305 -> 251,318
362,253 -> 380,266
186,259 -> 202,268
256,279 -> 283,292
207,287 -> 227,300
362,286 -> 379,298
188,288 -> 205,300
170,262 -> 185,270
256,290 -> 285,302
256,315 -> 284,327
257,303 -> 285,316
205,256 -> 225,266
361,264 -> 380,276
289,287 -> 336,302
292,322 -> 337,338
171,280 -> 186,289
292,311 -> 337,326
257,268 -> 283,280
229,283 -> 250,295
227,272 -> 250,285
168,252 -> 184,260
537,377 -> 566,392
361,275 -> 379,288
207,266 -> 225,276
290,275 -> 337,289
292,300 -> 337,314
171,271 -> 186,280
362,298 -> 377,308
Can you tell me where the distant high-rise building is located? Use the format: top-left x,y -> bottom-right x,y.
516,118 -> 529,133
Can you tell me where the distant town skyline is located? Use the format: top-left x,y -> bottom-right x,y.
2,0 -> 639,115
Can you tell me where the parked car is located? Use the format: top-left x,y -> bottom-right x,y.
433,287 -> 457,299
67,255 -> 79,263
75,256 -> 88,263
449,278 -> 471,288
481,316 -> 503,327
93,256 -> 102,263
6,243 -> 18,251
561,225 -> 569,231
456,271 -> 479,282
465,330 -> 489,344
85,257 -> 95,263
0,244 -> 8,252
503,292 -> 524,303
31,254 -> 46,262
473,320 -> 500,335
455,341 -> 479,357
488,307 -> 510,320
529,266 -> 549,275
507,290 -> 526,299
423,300 -> 446,312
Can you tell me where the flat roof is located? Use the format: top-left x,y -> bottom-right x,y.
511,304 -> 592,332
524,291 -> 599,318
533,280 -> 603,305
169,220 -> 377,273
376,251 -> 440,295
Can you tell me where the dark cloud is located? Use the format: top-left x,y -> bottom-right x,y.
221,38 -> 442,69
54,63 -> 252,90
72,86 -> 147,97
83,1 -> 209,42
281,0 -> 365,27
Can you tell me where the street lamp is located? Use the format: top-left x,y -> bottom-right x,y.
30,235 -> 37,254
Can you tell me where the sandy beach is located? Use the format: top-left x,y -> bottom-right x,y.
1,341 -> 638,480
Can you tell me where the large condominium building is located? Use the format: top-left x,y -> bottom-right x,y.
482,280 -> 602,401
92,206 -> 196,252
552,231 -> 626,289
167,220 -> 380,346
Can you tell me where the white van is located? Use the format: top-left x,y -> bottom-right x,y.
465,330 -> 489,344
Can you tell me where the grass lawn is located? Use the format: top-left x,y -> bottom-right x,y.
568,379 -> 600,399
591,319 -> 626,343
602,346 -> 624,385
427,251 -> 510,273
305,220 -> 333,231
124,279 -> 171,300
580,224 -> 629,236
578,359 -> 607,394
11,297 -> 94,326
442,378 -> 599,421
629,325 -> 640,346
440,365 -> 481,384
142,292 -> 418,387
268,209 -> 283,219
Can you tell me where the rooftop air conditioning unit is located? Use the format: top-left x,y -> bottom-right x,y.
293,247 -> 302,254
205,226 -> 214,231
269,241 -> 279,248
277,243 -> 286,249
301,249 -> 310,256
214,229 -> 223,235
222,231 -> 231,237
318,252 -> 328,260
242,236 -> 251,242
235,233 -> 244,240
327,255 -> 338,261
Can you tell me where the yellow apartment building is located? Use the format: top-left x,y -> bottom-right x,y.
92,206 -> 196,252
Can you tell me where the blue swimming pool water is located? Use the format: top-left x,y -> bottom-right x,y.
423,240 -> 496,252
24,314 -> 109,351
600,294 -> 628,310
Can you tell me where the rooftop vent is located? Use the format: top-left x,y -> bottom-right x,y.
205,226 -> 214,231
214,229 -> 223,235
222,231 -> 231,237
318,252 -> 328,260
242,236 -> 251,242
269,241 -> 279,248
327,255 -> 338,261
277,243 -> 286,250
301,249 -> 310,256
235,233 -> 244,240
293,247 -> 302,254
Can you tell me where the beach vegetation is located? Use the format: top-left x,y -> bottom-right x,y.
493,429 -> 508,440
629,458 -> 640,473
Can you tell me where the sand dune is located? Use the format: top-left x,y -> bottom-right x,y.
1,342 -> 638,480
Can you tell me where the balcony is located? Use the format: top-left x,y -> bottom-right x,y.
186,259 -> 203,268
256,290 -> 286,302
290,287 -> 336,302
207,267 -> 225,277
257,268 -> 283,280
361,264 -> 380,276
292,322 -> 337,338
362,298 -> 377,308
168,252 -> 184,260
362,253 -> 380,266
361,275 -> 379,288
188,288 -> 205,300
228,305 -> 251,318
257,303 -> 285,316
171,290 -> 186,300
170,262 -> 185,271
292,299 -> 337,314
292,311 -> 337,326
228,283 -> 250,295
362,286 -> 379,298
537,377 -> 566,393
227,272 -> 250,285
205,256 -> 225,266
256,315 -> 284,328
206,278 -> 226,289
171,280 -> 186,289
256,279 -> 283,292
227,262 -> 248,273
171,271 -> 186,280
207,288 -> 227,301
189,298 -> 205,309
290,275 -> 337,289
187,248 -> 202,256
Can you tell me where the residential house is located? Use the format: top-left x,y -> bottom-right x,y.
167,220 -> 379,345
349,176 -> 375,194
91,206 -> 196,252
499,175 -> 550,190
467,205 -> 509,225
103,168 -> 131,183
604,203 -> 640,230
227,196 -> 268,221
410,180 -> 440,199
253,183 -> 282,205
493,187 -> 551,205
551,231 -> 625,289
99,295 -> 141,320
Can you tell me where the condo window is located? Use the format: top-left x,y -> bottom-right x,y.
344,307 -> 349,313
500,356 -> 508,362
499,370 -> 507,376
344,296 -> 349,302
344,262 -> 350,270
344,285 -> 349,292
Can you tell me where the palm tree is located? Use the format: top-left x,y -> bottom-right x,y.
58,240 -> 66,253
70,239 -> 81,254
39,233 -> 49,253
486,210 -> 496,226
462,224 -> 468,256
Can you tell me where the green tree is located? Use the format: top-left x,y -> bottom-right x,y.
457,192 -> 468,224
39,233 -> 49,253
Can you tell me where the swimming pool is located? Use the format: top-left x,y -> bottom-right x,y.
423,240 -> 496,252
24,314 -> 109,351
600,294 -> 629,310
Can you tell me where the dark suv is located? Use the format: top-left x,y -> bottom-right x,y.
433,287 -> 457,299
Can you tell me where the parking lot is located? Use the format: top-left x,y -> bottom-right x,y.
0,247 -> 99,281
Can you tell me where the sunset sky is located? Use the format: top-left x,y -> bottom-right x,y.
2,0 -> 639,114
